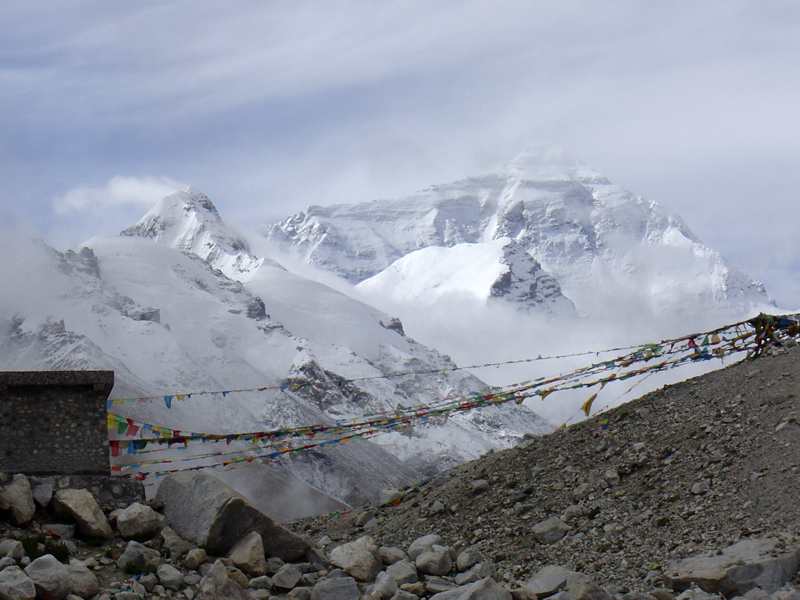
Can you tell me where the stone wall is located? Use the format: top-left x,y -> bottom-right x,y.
0,371 -> 114,475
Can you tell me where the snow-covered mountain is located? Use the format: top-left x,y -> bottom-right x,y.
264,149 -> 773,320
0,190 -> 552,516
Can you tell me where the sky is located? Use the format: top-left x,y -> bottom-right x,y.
1,1 -> 799,308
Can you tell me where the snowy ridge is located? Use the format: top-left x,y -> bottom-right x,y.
121,186 -> 267,282
1,192 -> 553,515
264,149 -> 773,319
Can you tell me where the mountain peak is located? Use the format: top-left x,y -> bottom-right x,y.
121,187 -> 264,282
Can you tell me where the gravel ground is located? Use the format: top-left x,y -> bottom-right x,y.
295,342 -> 800,591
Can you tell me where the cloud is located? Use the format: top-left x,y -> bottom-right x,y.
52,175 -> 184,215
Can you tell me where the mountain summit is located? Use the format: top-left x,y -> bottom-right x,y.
263,150 -> 772,320
121,186 -> 264,281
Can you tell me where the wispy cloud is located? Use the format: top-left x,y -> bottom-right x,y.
52,176 -> 184,215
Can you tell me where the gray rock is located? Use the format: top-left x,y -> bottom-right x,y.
430,577 -> 511,600
457,563 -> 498,586
23,554 -> 72,600
386,560 -> 419,585
674,588 -> 722,600
0,540 -> 24,561
249,575 -> 273,590
54,489 -> 113,539
457,548 -> 482,572
471,480 -> 490,493
30,478 -> 54,508
392,591 -> 421,600
532,517 -> 570,544
525,565 -> 570,598
272,564 -> 303,590
197,559 -> 251,600
116,540 -> 162,571
0,474 -> 35,526
369,571 -> 400,600
116,502 -> 162,540
0,566 -> 35,600
139,573 -> 159,592
288,587 -> 314,600
416,547 -> 453,576
691,481 -> 710,495
158,563 -> 185,590
67,563 -> 99,599
426,577 -> 458,594
311,577 -> 361,600
184,547 -> 208,570
184,573 -> 201,585
562,506 -> 583,523
663,538 -> 800,596
0,557 -> 14,571
408,535 -> 443,560
380,547 -> 408,565
329,536 -> 382,582
229,531 -> 267,578
161,526 -> 196,560
154,472 -> 309,560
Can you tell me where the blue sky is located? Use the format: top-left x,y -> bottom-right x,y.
1,1 -> 798,307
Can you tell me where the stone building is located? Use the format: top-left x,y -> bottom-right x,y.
0,371 -> 114,475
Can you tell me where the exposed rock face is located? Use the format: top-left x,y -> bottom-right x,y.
154,471 -> 310,560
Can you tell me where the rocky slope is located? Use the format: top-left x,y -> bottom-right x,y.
296,339 -> 800,590
2,338 -> 800,600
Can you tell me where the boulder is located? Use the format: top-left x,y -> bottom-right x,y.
67,563 -> 100,600
369,571 -> 399,600
154,472 -> 309,560
408,535 -> 443,560
53,489 -> 113,539
23,554 -> 72,600
272,564 -> 304,590
380,547 -> 408,565
524,566 -> 570,598
386,560 -> 419,585
663,538 -> 800,596
329,536 -> 382,582
197,559 -> 251,600
311,576 -> 361,600
229,531 -> 267,578
416,547 -> 454,576
532,517 -> 569,544
430,577 -> 512,600
116,502 -> 162,540
160,526 -> 196,560
29,478 -> 54,509
0,566 -> 35,600
157,563 -> 185,590
0,540 -> 24,561
116,540 -> 163,572
0,474 -> 35,526
184,548 -> 207,570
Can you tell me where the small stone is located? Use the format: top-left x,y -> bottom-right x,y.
408,535 -> 443,560
691,481 -> 710,495
183,548 -> 207,570
272,564 -> 304,590
310,576 -> 361,600
416,547 -> 453,576
24,554 -> 72,600
229,531 -> 267,578
329,536 -> 382,582
380,547 -> 408,565
471,480 -> 490,493
386,560 -> 419,585
532,517 -> 569,544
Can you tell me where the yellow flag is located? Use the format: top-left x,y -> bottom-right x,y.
581,393 -> 598,416
556,423 -> 566,431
